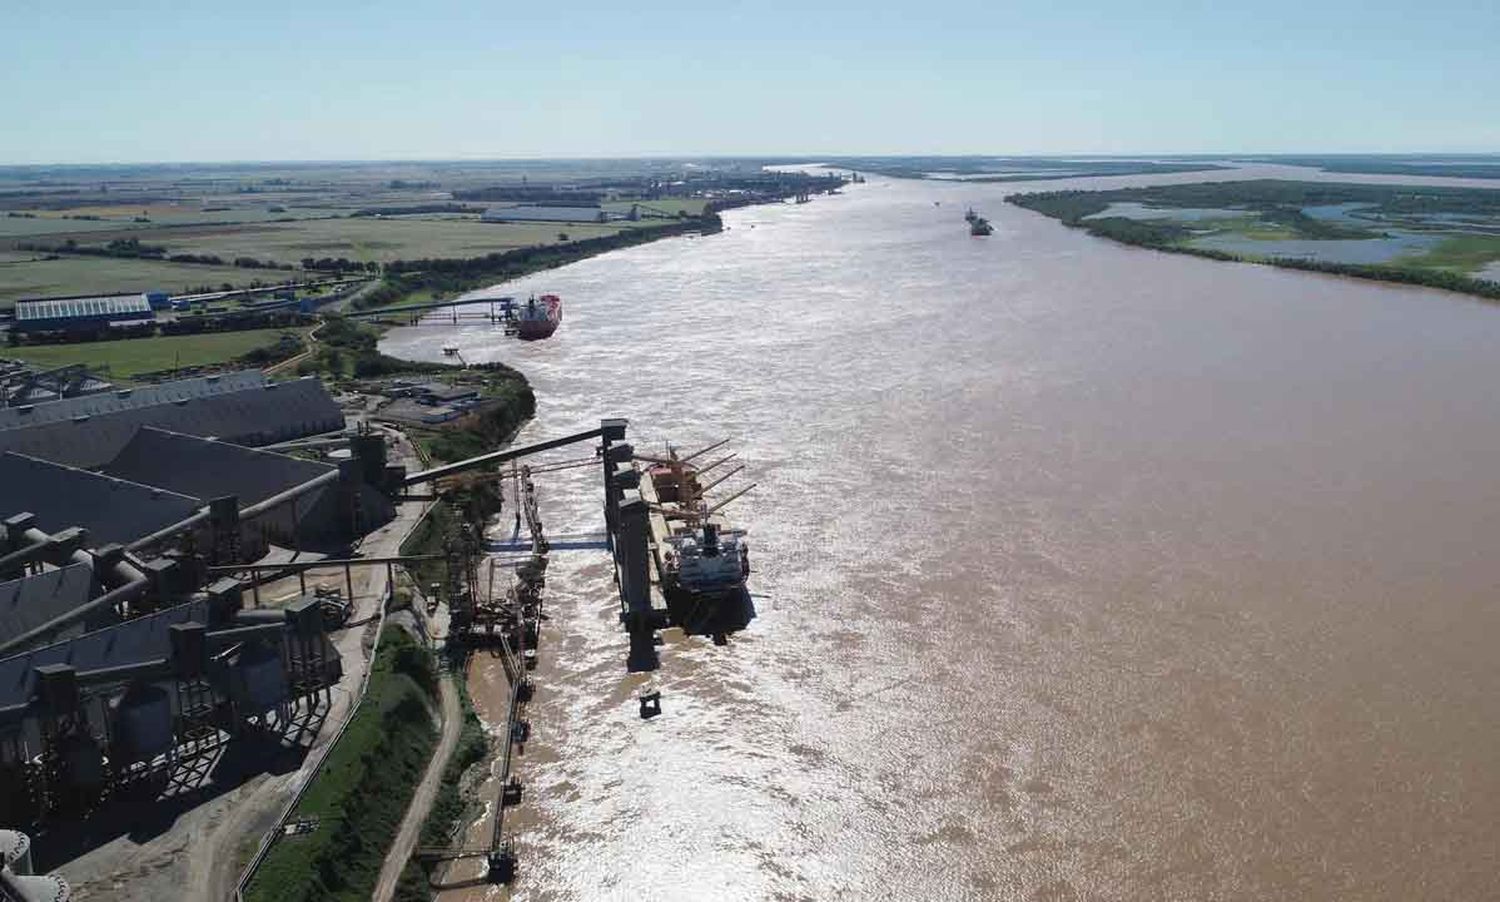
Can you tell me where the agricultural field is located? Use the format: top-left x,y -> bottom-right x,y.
3,328 -> 303,380
0,158 -> 816,306
0,254 -> 268,305
105,217 -> 651,266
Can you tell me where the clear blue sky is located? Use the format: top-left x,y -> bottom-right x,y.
4,0 -> 1497,164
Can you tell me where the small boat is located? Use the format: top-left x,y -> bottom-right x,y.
441,345 -> 458,356
970,217 -> 993,236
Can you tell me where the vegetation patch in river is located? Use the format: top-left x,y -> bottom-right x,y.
1009,180 -> 1500,300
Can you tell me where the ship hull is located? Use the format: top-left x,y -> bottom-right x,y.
515,320 -> 558,340
663,582 -> 756,638
513,294 -> 562,340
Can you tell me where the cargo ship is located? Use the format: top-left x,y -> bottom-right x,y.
512,294 -> 562,341
637,441 -> 756,641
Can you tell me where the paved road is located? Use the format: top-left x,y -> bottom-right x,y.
372,676 -> 462,902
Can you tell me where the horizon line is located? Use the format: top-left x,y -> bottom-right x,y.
4,151 -> 1500,170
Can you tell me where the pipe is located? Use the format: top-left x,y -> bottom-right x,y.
403,425 -> 607,487
129,467 -> 342,554
76,657 -> 169,686
261,434 -> 352,452
0,527 -> 84,574
0,529 -> 51,574
697,464 -> 746,496
345,295 -> 515,319
240,469 -> 342,519
206,623 -> 287,647
0,574 -> 149,657
127,509 -> 211,552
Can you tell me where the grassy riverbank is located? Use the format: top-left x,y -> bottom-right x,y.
1008,180 -> 1500,302
245,628 -> 438,902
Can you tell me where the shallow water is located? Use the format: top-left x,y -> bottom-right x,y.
383,168 -> 1500,901
1085,201 -> 1250,222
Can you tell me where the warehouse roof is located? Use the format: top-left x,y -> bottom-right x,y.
103,427 -> 333,507
0,377 -> 344,468
0,452 -> 202,546
0,371 -> 265,431
15,294 -> 152,322
0,564 -> 100,647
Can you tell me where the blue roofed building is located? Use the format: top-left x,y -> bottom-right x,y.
13,294 -> 155,333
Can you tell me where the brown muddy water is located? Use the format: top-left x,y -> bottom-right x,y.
381,168 -> 1500,901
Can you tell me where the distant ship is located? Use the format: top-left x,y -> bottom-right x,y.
970,217 -> 993,236
513,294 -> 562,341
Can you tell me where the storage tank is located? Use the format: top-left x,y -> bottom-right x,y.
230,642 -> 288,715
110,683 -> 173,764
0,828 -> 31,873
3,872 -> 72,901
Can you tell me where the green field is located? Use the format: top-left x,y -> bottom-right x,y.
1395,234 -> 1500,273
4,328 -> 303,380
0,254 -> 266,303
0,215 -> 145,238
602,197 -> 712,217
136,217 -> 648,264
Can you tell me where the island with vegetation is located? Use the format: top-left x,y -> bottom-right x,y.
1245,154 -> 1500,181
1007,179 -> 1500,301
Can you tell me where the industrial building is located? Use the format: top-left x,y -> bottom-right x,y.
0,583 -> 342,828
0,370 -> 403,833
0,371 -> 263,430
0,454 -> 202,548
98,426 -> 395,554
0,374 -> 343,469
0,362 -> 114,409
12,296 -> 155,334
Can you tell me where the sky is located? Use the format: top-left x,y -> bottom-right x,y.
4,0 -> 1498,164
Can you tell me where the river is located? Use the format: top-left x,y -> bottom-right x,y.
381,167 -> 1500,900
